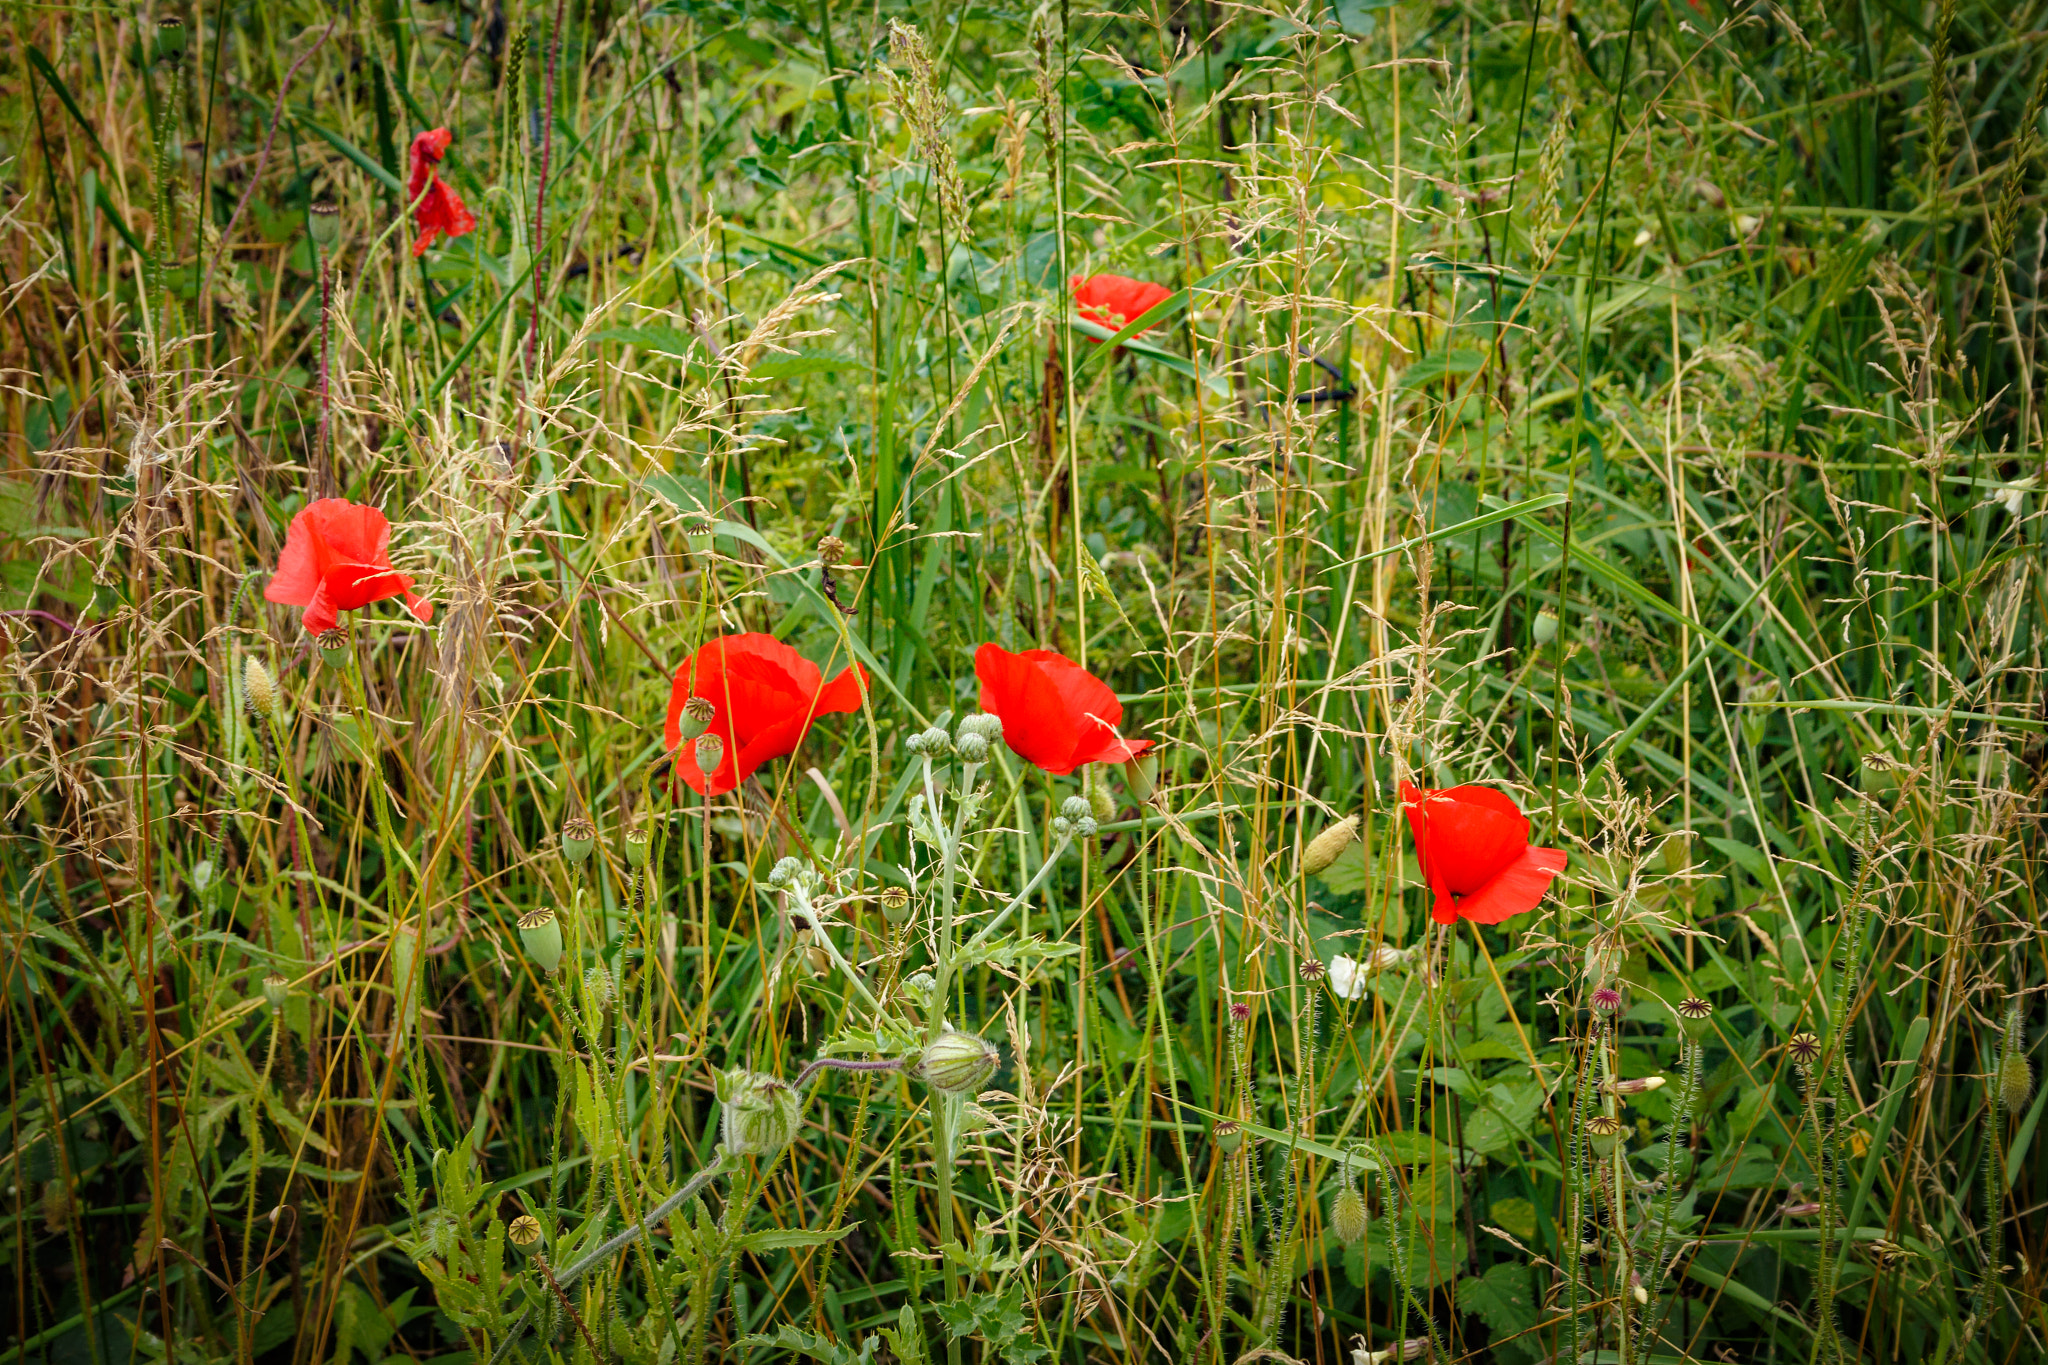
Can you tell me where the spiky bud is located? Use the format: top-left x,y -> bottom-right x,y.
1059,796 -> 1093,822
675,695 -> 715,744
583,964 -> 613,1009
517,908 -> 564,974
2000,1044 -> 2034,1111
955,731 -> 990,764
561,815 -> 595,865
1213,1120 -> 1244,1155
507,1214 -> 544,1257
718,1070 -> 801,1158
917,1029 -> 1000,1096
1301,814 -> 1361,878
261,973 -> 290,1014
768,856 -> 804,890
315,627 -> 350,668
307,202 -> 342,253
693,733 -> 724,779
1124,753 -> 1158,803
958,713 -> 1003,743
914,726 -> 952,757
243,656 -> 280,725
1330,1185 -> 1369,1245
816,535 -> 849,566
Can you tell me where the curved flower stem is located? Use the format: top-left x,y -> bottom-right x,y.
788,884 -> 883,1014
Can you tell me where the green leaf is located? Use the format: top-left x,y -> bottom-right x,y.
1486,1196 -> 1539,1243
733,1224 -> 857,1254
1458,1260 -> 1541,1338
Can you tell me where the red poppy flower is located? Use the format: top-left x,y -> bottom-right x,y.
264,498 -> 433,635
407,128 -> 476,258
1070,274 -> 1174,339
974,643 -> 1152,775
665,634 -> 867,796
1399,782 -> 1567,926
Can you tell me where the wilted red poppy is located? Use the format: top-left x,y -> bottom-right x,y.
665,634 -> 867,796
1070,274 -> 1174,338
1399,782 -> 1567,926
264,499 -> 433,634
974,643 -> 1152,775
407,128 -> 476,257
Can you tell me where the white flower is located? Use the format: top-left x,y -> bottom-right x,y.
1996,477 -> 2034,517
1632,226 -> 1655,248
1329,955 -> 1369,1000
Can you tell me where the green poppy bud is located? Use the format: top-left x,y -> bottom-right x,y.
561,815 -> 595,865
718,1069 -> 802,1158
517,907 -> 564,974
1330,1185 -> 1368,1245
1301,814 -> 1361,878
1124,753 -> 1158,803
916,1029 -> 1000,1096
243,655 -> 280,726
307,202 -> 342,253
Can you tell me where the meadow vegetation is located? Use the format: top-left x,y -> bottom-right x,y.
2,0 -> 2046,1361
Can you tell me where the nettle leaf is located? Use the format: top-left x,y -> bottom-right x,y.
934,1281 -> 1040,1360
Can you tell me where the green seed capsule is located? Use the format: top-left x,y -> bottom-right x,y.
517,907 -> 564,974
561,815 -> 595,865
261,973 -> 290,1014
718,1070 -> 801,1158
507,1214 -> 544,1258
917,1029 -> 1000,1096
315,627 -> 350,669
307,202 -> 342,253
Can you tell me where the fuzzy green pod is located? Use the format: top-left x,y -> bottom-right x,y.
1330,1185 -> 1368,1245
2002,1045 -> 2034,1112
917,1029 -> 1000,1096
243,656 -> 280,726
1301,814 -> 1360,878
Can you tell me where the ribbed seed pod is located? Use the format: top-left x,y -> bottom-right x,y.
517,908 -> 564,974
917,1029 -> 1000,1096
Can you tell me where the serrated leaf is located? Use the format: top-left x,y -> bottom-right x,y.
1458,1260 -> 1540,1337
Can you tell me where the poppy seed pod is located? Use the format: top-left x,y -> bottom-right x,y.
1301,814 -> 1361,878
1586,1113 -> 1625,1157
1213,1120 -> 1245,1155
1532,607 -> 1560,645
1675,996 -> 1714,1042
315,627 -> 350,668
507,1214 -> 544,1258
674,695 -> 716,744
243,656 -> 280,726
1330,1185 -> 1369,1245
517,908 -> 564,974
718,1070 -> 802,1158
261,973 -> 290,1014
693,733 -> 724,781
307,202 -> 342,253
880,886 -> 911,925
623,827 -> 649,869
561,815 -> 595,865
816,535 -> 849,566
155,16 -> 188,63
917,1029 -> 1000,1096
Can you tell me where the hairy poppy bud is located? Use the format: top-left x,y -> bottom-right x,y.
917,1029 -> 1000,1096
1088,781 -> 1115,823
315,627 -> 350,668
1533,607 -> 1559,645
243,656 -> 280,725
307,202 -> 342,253
507,1214 -> 544,1258
261,973 -> 290,1014
561,815 -> 595,865
816,535 -> 849,566
2001,1043 -> 2034,1111
1213,1120 -> 1244,1155
718,1070 -> 801,1158
675,695 -> 715,744
1125,753 -> 1158,803
1330,1185 -> 1368,1245
1301,814 -> 1360,878
517,908 -> 564,974
693,733 -> 724,780
583,964 -> 613,1010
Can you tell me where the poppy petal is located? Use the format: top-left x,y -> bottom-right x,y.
813,664 -> 868,715
1447,845 -> 1568,925
302,579 -> 342,635
265,513 -> 325,609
